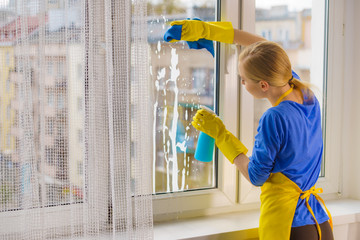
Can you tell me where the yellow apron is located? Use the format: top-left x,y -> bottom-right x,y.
259,172 -> 333,240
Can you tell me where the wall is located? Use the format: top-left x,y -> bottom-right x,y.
334,0 -> 360,237
343,0 -> 360,200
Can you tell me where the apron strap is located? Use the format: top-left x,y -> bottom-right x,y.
300,186 -> 333,240
274,85 -> 294,107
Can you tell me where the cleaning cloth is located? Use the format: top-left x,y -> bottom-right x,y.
163,19 -> 214,56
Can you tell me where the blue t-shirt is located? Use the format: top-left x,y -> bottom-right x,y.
247,93 -> 329,227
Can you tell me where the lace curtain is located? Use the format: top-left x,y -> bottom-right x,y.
0,0 -> 153,239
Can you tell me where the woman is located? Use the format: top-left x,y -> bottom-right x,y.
165,20 -> 334,240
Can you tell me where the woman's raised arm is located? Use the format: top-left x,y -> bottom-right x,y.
233,29 -> 266,46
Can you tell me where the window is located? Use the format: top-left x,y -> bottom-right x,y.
57,93 -> 65,109
148,0 -> 218,194
46,147 -> 55,165
77,161 -> 83,175
57,61 -> 64,78
151,1 -> 247,220
261,29 -> 272,40
152,0 -> 341,219
47,61 -> 53,75
45,117 -> 55,135
47,89 -> 54,106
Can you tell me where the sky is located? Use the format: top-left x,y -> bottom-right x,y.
147,0 -> 313,11
1,0 -> 312,11
256,0 -> 312,11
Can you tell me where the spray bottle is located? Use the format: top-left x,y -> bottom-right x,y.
194,105 -> 216,162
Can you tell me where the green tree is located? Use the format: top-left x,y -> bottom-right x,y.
147,0 -> 186,15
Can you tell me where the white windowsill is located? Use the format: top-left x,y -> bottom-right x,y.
153,199 -> 360,240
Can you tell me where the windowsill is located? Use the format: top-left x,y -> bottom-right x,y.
153,198 -> 360,240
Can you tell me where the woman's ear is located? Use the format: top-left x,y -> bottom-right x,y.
259,80 -> 269,92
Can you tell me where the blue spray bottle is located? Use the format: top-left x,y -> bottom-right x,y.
194,105 -> 216,162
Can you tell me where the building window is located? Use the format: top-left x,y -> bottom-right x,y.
278,28 -> 289,42
47,61 -> 53,75
13,110 -> 18,127
261,29 -> 272,40
57,93 -> 65,109
57,61 -> 64,78
46,147 -> 55,165
77,161 -> 83,175
48,90 -> 54,107
46,117 -> 55,135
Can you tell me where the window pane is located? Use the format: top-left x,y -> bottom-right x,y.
0,1 -> 84,210
147,0 -> 218,194
254,0 -> 327,168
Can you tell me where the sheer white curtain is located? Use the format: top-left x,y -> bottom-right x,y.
0,0 -> 153,239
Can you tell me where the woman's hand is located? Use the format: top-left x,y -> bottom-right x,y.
191,106 -> 248,164
191,107 -> 225,140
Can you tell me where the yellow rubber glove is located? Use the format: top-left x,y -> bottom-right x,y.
191,106 -> 248,164
169,20 -> 234,44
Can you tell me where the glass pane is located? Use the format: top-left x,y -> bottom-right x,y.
254,1 -> 328,174
147,0 -> 218,194
0,1 -> 84,210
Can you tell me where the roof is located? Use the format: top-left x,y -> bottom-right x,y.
0,16 -> 43,44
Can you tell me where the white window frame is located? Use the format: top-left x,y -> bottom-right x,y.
153,1 -> 243,221
153,0 -> 344,220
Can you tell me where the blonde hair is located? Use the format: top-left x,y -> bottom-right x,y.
238,41 -> 313,97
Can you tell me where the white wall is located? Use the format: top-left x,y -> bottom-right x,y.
334,223 -> 360,240
342,0 -> 360,200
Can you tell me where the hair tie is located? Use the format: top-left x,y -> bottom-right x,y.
288,76 -> 294,82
